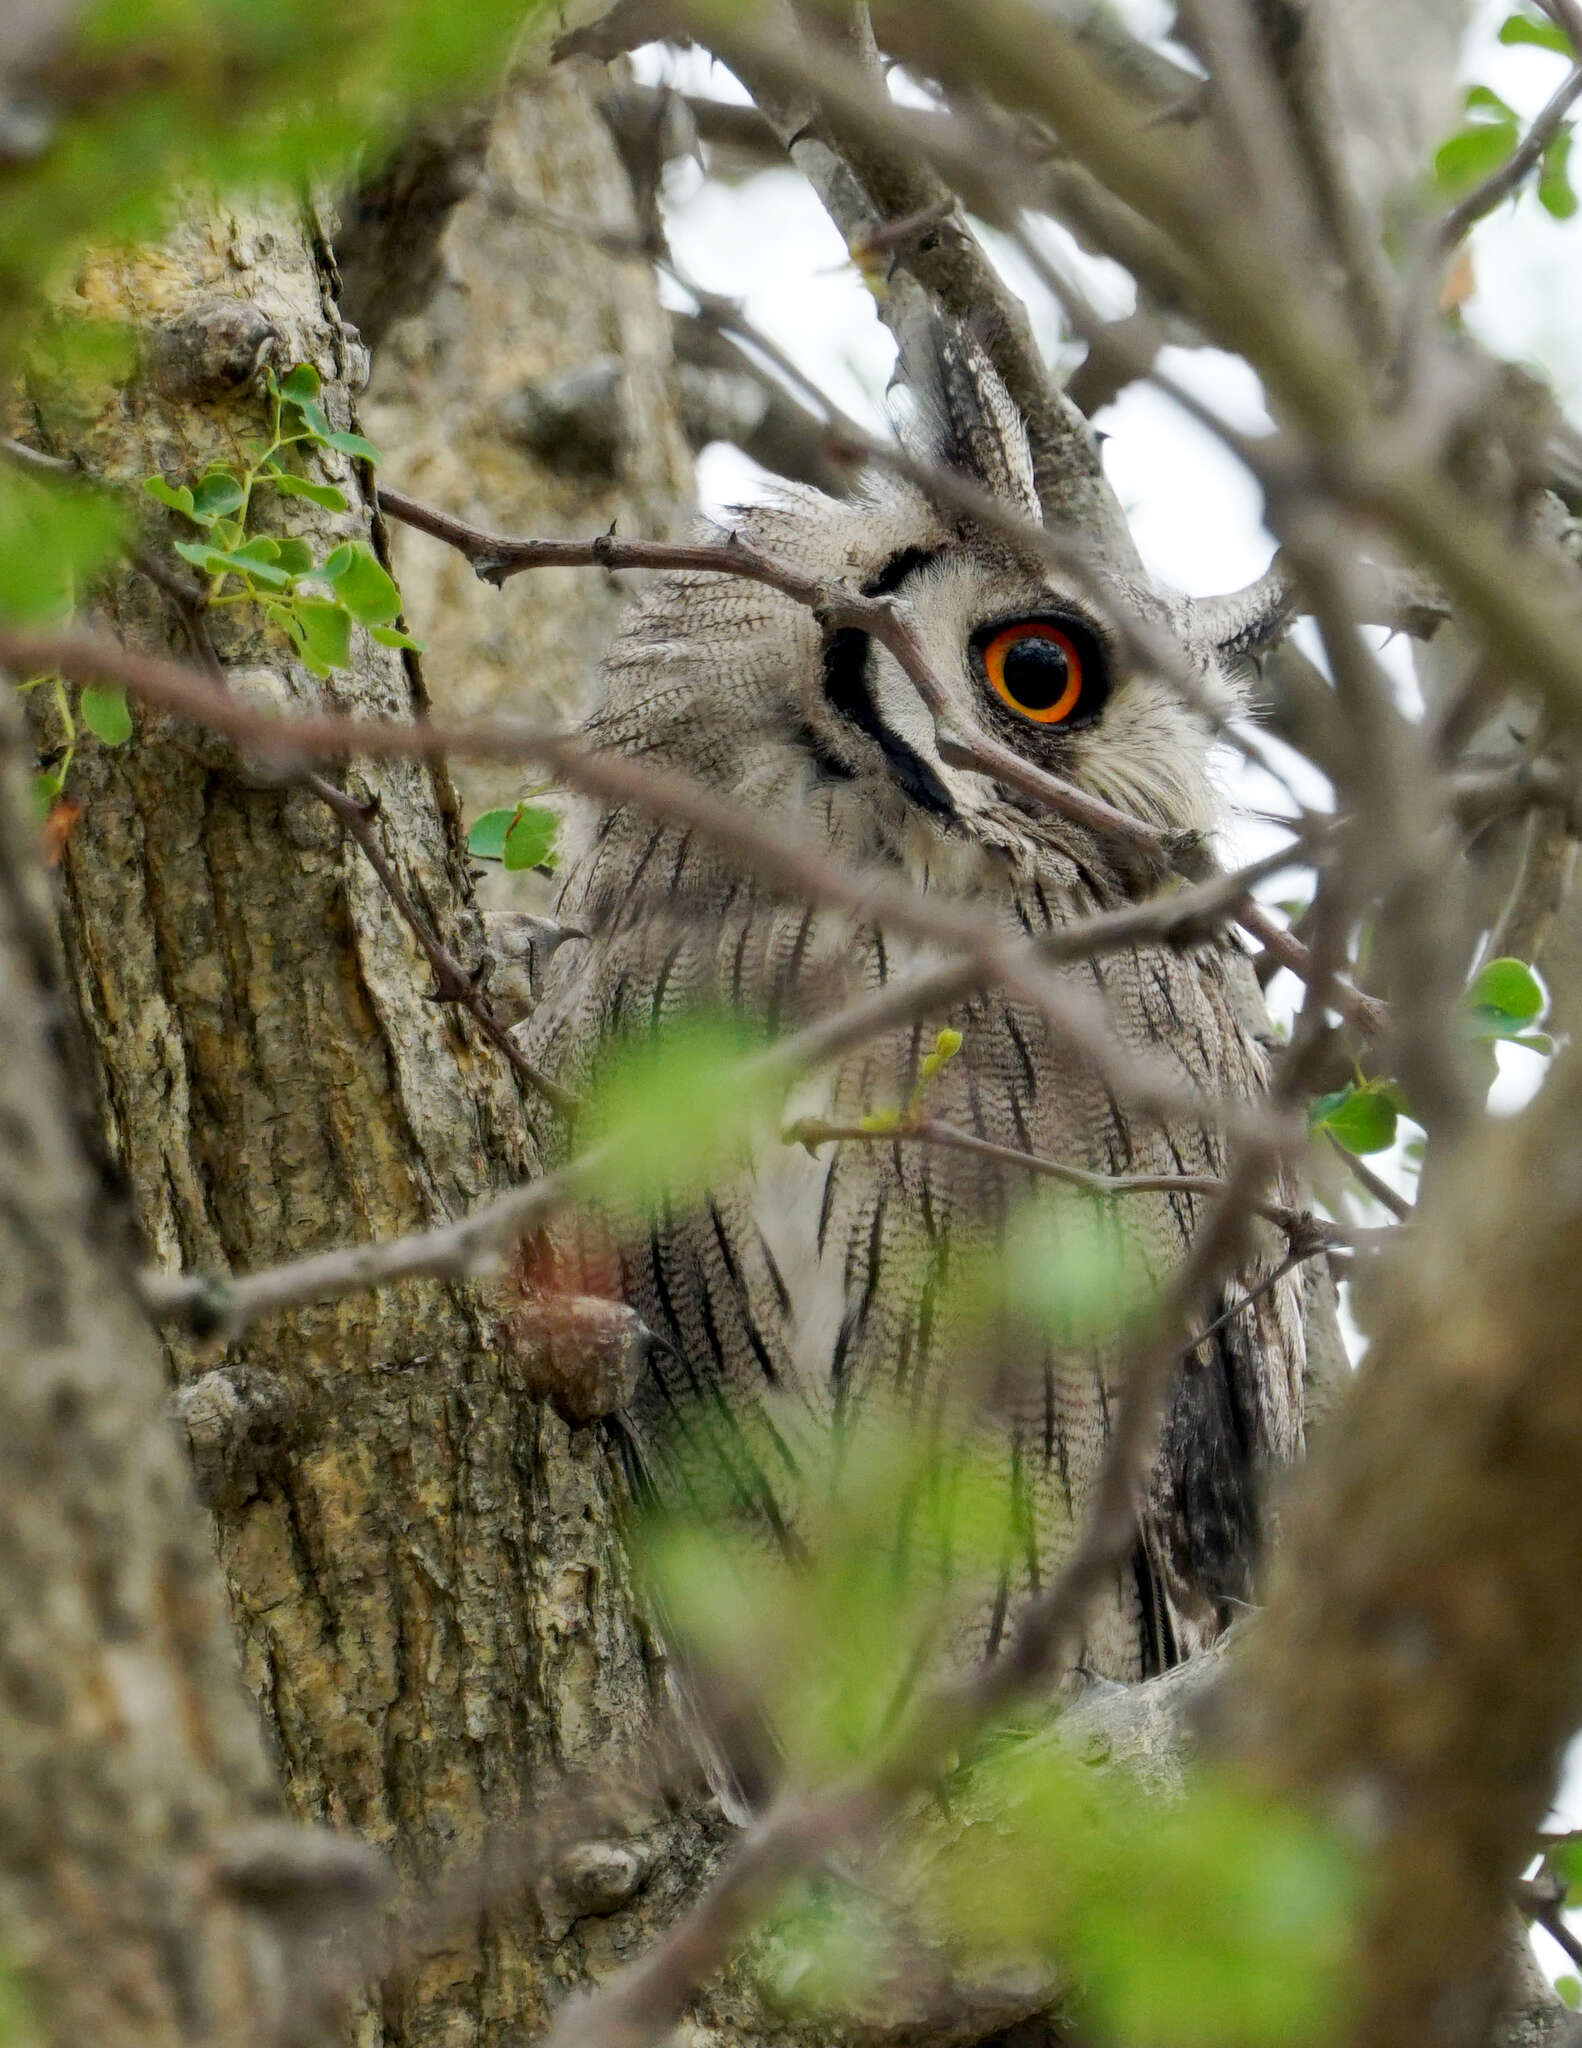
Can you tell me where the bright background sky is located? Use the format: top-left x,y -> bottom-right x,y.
636,5 -> 1582,1978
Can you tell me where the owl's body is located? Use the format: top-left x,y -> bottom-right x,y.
521,335 -> 1304,1685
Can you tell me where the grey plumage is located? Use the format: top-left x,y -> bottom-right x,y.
519,329 -> 1304,1687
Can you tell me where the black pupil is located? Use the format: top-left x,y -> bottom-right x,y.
1001,635 -> 1072,711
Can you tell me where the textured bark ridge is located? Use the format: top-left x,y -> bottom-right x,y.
0,689 -> 293,2045
1227,1051 -> 1582,2048
20,182 -> 720,2046
356,59 -> 694,841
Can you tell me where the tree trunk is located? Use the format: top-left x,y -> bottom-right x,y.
20,151 -> 719,2048
352,57 -> 694,838
0,687 -> 296,2047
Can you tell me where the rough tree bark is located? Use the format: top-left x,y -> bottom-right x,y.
14,134 -> 718,2048
0,688 -> 301,2045
349,56 -> 693,834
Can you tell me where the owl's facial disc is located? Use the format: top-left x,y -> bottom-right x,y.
971,614 -> 1111,731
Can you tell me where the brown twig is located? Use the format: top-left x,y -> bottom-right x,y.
302,774 -> 575,1114
1324,1129 -> 1414,1223
785,1111 -> 1358,1250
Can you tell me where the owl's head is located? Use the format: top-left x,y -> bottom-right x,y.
595,319 -> 1280,875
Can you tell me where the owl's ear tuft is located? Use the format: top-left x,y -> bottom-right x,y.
893,310 -> 1042,526
1186,559 -> 1298,663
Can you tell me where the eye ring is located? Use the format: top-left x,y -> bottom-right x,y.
974,617 -> 1106,728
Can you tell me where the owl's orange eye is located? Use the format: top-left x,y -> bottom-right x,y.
979,621 -> 1088,725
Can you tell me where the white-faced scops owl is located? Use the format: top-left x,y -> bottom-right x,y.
518,328 -> 1305,1690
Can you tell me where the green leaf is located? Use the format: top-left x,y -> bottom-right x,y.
283,391 -> 335,443
142,475 -> 196,518
1556,1977 -> 1581,2011
917,1743 -> 1357,2048
290,599 -> 354,674
277,362 -> 322,403
1462,956 -> 1545,1040
1434,120 -> 1519,195
321,541 -> 401,623
918,1026 -> 963,1080
172,538 -> 231,574
370,624 -> 425,651
503,803 -> 559,871
31,768 -> 64,821
227,535 -> 282,567
638,1410 -> 1028,1778
324,429 -> 381,464
0,475 -> 128,623
1308,1080 -> 1402,1155
1465,83 -> 1519,120
267,471 -> 350,511
468,801 -> 558,865
1539,125 -> 1577,217
467,808 -> 519,861
189,469 -> 246,521
79,684 -> 133,745
947,1186 -> 1157,1352
272,537 -> 315,578
1553,1839 -> 1582,1898
1499,11 -> 1572,53
577,1014 -> 782,1209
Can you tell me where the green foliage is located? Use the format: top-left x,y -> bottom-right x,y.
1539,126 -> 1578,219
1439,35 -> 1579,220
0,472 -> 127,624
575,1013 -> 784,1209
0,0 -> 542,315
641,1407 -> 1027,1777
643,1393 -> 1356,2047
1435,85 -> 1521,197
79,684 -> 133,745
1500,7 -> 1573,54
1546,1835 -> 1582,1899
948,1185 -> 1156,1350
467,802 -> 560,871
1310,960 -> 1551,1156
1556,1976 -> 1582,2010
1307,1078 -> 1405,1155
142,363 -> 421,678
914,1739 -> 1357,2048
1463,955 -> 1545,1036
857,1025 -> 965,1131
0,1958 -> 33,2048
0,473 -> 134,811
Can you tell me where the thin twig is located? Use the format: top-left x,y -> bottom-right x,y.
1324,1130 -> 1414,1223
784,1111 -> 1356,1251
1438,64 -> 1582,253
303,774 -> 575,1114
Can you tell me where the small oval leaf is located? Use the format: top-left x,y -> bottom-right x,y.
80,684 -> 133,745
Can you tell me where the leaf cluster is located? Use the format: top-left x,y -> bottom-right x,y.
1434,21 -> 1578,222
144,363 -> 418,677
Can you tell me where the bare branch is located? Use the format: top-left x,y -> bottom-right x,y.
1488,804 -> 1579,965
1324,1130 -> 1414,1223
785,1111 -> 1358,1251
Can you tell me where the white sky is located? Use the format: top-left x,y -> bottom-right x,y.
637,10 -> 1582,1973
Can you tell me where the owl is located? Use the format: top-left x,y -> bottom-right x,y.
518,325 -> 1305,1693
